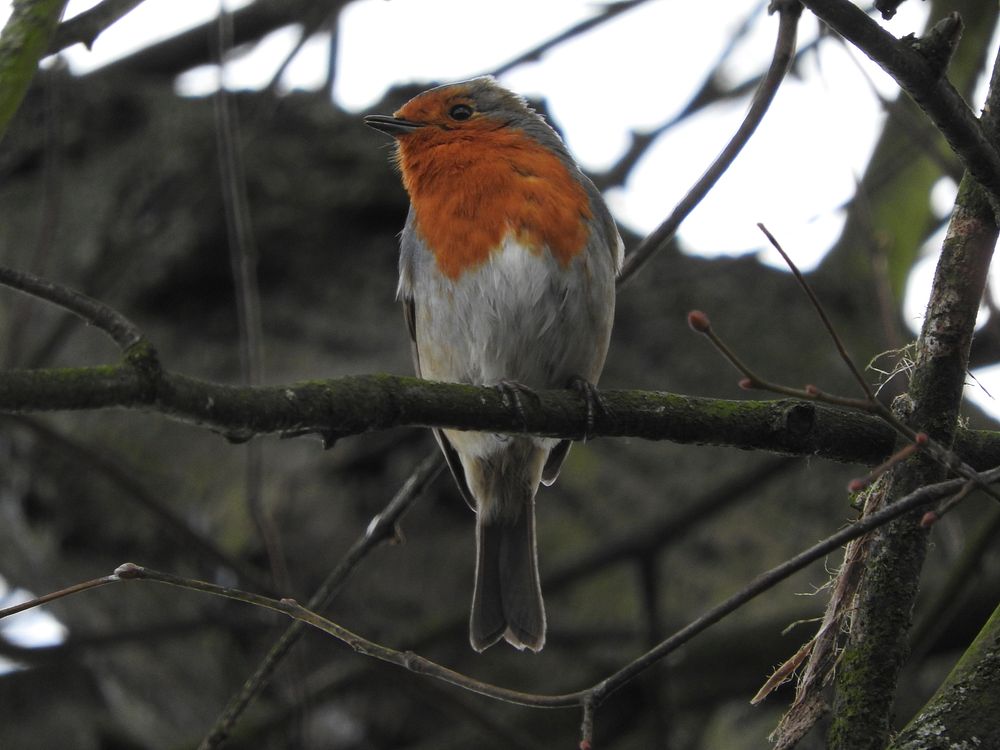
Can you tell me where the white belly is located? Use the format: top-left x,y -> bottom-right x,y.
413,236 -> 606,387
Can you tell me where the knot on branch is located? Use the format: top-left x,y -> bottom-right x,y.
902,12 -> 964,80
123,338 -> 162,401
779,401 -> 816,439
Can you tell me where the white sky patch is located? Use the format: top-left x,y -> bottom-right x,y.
3,0 -> 1000,661
0,578 -> 68,674
3,0 -> 998,398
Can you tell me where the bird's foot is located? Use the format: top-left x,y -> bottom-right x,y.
567,376 -> 607,441
493,379 -> 538,431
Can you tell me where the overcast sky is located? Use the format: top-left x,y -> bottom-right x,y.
2,0 -> 1000,400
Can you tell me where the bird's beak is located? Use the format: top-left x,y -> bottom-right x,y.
364,114 -> 425,137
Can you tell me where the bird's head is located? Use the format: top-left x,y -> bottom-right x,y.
364,76 -> 556,147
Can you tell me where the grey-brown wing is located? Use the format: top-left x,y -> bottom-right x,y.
402,296 -> 476,511
538,175 -> 620,487
541,439 -> 571,486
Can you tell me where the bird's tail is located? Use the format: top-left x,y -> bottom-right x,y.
470,499 -> 546,652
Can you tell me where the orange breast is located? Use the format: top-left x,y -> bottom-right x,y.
397,123 -> 592,279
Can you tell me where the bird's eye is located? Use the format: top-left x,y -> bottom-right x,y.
449,104 -> 474,121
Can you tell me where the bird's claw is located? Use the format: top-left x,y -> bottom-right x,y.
568,376 -> 607,441
493,379 -> 537,431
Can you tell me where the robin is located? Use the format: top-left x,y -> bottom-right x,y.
365,76 -> 622,652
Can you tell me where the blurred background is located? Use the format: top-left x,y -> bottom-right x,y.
1,1 -> 999,748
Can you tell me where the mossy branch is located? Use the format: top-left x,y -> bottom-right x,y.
3,363 -> 1000,469
0,0 -> 67,143
827,40 -> 1000,750
887,600 -> 1000,749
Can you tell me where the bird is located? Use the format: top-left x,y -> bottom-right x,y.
365,76 -> 622,652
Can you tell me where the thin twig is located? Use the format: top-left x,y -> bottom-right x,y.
591,0 -> 774,191
0,573 -> 117,619
690,294 -> 1000,506
48,0 -> 145,52
0,265 -> 145,353
199,451 -> 444,749
580,696 -> 595,749
847,435 -> 925,493
263,5 -> 338,95
4,415 -> 271,592
919,479 -> 976,527
582,465 -> 999,709
688,309 -> 875,411
751,226 -> 998,497
117,562 -> 565,707
213,5 -> 282,594
798,0 -> 1000,211
757,223 -> 875,401
617,0 -> 803,287
8,468 -> 983,720
490,0 -> 652,77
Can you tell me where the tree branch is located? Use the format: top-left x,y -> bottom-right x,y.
86,0 -> 324,78
47,0 -> 144,52
4,468 -> 980,732
617,0 -> 803,287
490,0 -> 653,77
799,0 -> 1000,213
827,36 -> 1000,750
3,364 -> 1000,469
199,451 -> 444,750
0,265 -> 146,353
0,0 -> 68,142
4,415 -> 271,592
887,600 -> 1000,749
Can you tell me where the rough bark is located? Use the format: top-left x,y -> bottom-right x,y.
888,601 -> 1000,750
829,139 -> 1000,750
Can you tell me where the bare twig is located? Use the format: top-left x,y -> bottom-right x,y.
0,572 -> 117,618
758,223 -> 875,401
2,466 -> 972,719
688,309 -> 874,411
617,0 -> 803,287
4,415 -> 270,592
212,6 -> 284,596
909,504 -> 1000,659
592,1 -> 790,192
199,451 -> 444,749
579,465 -> 984,711
918,479 -> 976,527
490,0 -> 652,77
799,0 -> 1000,212
0,265 -> 146,353
48,0 -> 144,52
847,435 -> 925,493
263,2 -> 343,94
690,234 -> 1000,508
